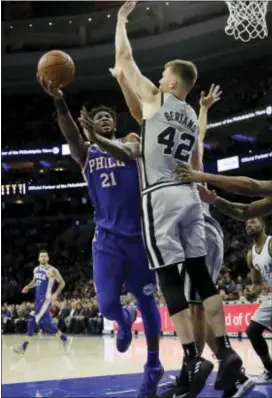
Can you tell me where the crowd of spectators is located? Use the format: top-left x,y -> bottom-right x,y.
2,205 -> 272,336
2,294 -> 103,336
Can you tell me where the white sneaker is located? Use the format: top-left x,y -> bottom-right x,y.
253,371 -> 272,384
233,377 -> 255,397
12,345 -> 25,355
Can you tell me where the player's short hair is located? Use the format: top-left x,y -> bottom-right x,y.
39,250 -> 48,256
89,105 -> 117,123
165,60 -> 198,92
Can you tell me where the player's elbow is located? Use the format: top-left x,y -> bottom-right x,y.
117,50 -> 133,63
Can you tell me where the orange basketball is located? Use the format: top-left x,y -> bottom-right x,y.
37,50 -> 75,87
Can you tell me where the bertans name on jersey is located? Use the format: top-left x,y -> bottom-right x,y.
164,111 -> 197,134
88,157 -> 125,173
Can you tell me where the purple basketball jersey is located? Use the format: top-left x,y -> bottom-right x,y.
34,265 -> 55,302
83,144 -> 142,237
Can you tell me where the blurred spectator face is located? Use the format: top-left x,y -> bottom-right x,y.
71,302 -> 77,310
246,218 -> 264,237
225,273 -> 231,282
39,251 -> 49,266
76,303 -> 82,310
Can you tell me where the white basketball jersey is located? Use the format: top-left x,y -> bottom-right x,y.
252,236 -> 272,286
139,93 -> 199,190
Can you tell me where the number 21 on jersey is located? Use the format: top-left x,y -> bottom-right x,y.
100,172 -> 117,188
157,127 -> 195,162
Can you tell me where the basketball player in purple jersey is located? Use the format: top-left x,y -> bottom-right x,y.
13,250 -> 69,354
38,79 -> 162,397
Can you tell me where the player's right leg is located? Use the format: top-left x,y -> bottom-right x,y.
246,314 -> 272,382
13,313 -> 36,354
142,186 -> 213,398
93,228 -> 136,353
181,204 -> 243,391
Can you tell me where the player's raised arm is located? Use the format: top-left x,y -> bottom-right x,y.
115,1 -> 159,104
191,84 -> 222,171
78,107 -> 140,161
198,184 -> 272,221
109,65 -> 143,124
37,77 -> 87,167
176,163 -> 272,197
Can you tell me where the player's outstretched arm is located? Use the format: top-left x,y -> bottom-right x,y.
37,77 -> 87,167
78,107 -> 140,161
176,163 -> 272,196
110,65 -> 143,124
115,2 -> 159,104
198,185 -> 272,221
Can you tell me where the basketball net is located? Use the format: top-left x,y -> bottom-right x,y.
224,1 -> 270,42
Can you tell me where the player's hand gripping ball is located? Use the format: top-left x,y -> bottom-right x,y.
37,50 -> 75,87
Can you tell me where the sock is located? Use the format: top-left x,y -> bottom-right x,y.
22,341 -> 29,350
182,342 -> 199,361
137,296 -> 161,367
55,330 -> 67,341
216,335 -> 231,353
147,351 -> 160,367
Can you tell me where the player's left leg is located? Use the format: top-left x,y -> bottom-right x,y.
125,238 -> 163,398
36,302 -> 70,351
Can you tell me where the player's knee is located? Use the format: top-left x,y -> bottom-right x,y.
185,256 -> 218,301
246,320 -> 264,340
98,298 -> 120,320
157,266 -> 188,316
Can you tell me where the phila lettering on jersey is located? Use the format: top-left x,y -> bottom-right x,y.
252,236 -> 272,286
34,265 -> 57,302
82,143 -> 142,237
138,93 -> 198,191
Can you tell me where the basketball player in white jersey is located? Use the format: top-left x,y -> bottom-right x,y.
245,218 -> 272,382
87,2 -> 243,396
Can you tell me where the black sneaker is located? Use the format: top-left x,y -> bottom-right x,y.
215,349 -> 242,391
159,363 -> 189,398
222,371 -> 255,398
186,356 -> 214,398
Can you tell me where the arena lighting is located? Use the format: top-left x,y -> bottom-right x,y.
10,25 -> 13,29
232,134 -> 256,142
207,106 -> 270,130
88,18 -> 92,22
48,22 -> 52,26
107,14 -> 111,18
69,20 -> 72,24
166,2 -> 169,5
146,7 -> 150,10
29,24 -> 32,28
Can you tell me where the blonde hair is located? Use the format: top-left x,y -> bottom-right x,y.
165,60 -> 198,92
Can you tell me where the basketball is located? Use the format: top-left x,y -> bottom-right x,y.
37,50 -> 75,87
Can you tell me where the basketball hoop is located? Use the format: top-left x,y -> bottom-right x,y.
224,1 -> 270,42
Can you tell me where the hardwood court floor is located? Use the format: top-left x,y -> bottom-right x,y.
2,335 -> 272,397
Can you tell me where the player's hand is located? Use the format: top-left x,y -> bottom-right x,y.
51,293 -> 58,302
78,107 -> 100,137
22,286 -> 29,294
197,184 -> 217,204
118,1 -> 137,22
37,76 -> 63,99
174,162 -> 197,182
109,65 -> 124,81
199,84 -> 222,110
